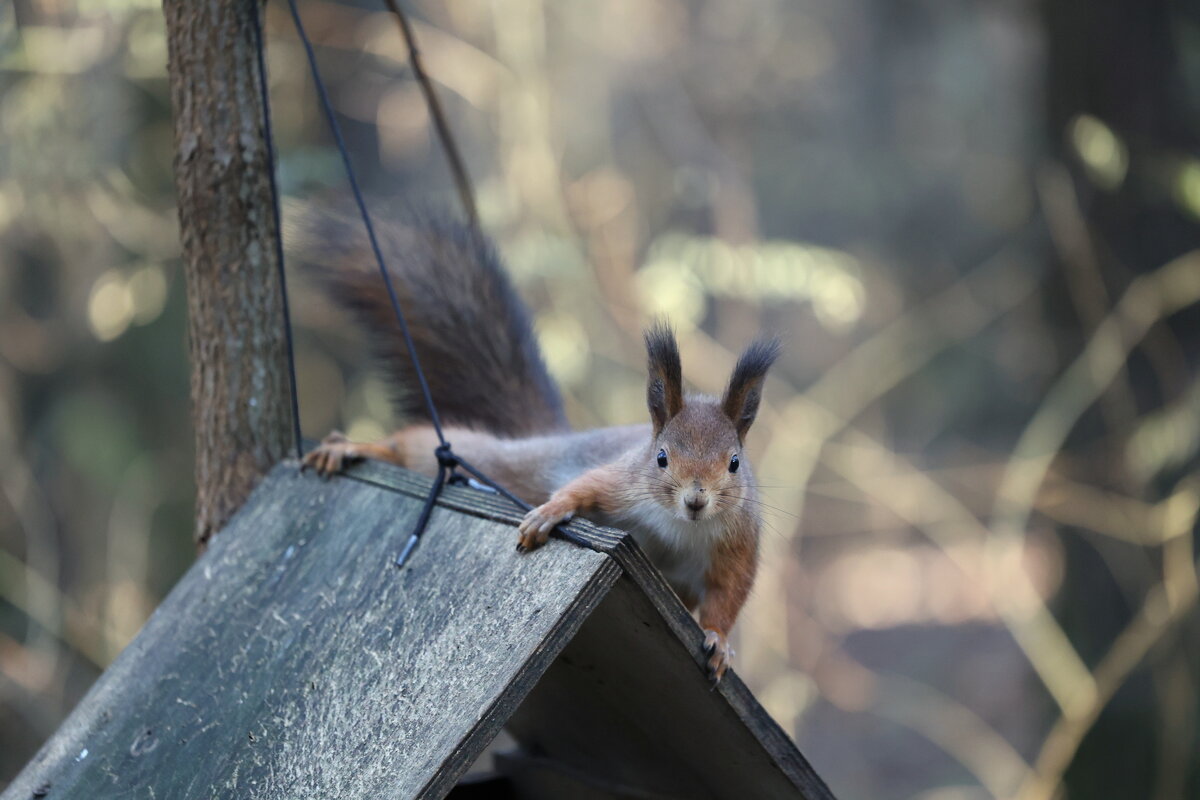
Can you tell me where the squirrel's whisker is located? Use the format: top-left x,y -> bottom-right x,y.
304,204 -> 780,683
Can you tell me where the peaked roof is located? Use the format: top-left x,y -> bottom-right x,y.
2,460 -> 834,800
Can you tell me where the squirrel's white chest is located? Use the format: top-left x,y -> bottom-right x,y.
598,500 -> 724,603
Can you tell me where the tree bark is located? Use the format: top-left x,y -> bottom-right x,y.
163,0 -> 293,548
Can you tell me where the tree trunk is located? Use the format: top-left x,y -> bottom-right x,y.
163,0 -> 293,548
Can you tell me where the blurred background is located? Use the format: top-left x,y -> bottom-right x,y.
2,0 -> 1199,797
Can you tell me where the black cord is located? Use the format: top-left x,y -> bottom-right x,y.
250,0 -> 303,462
453,454 -> 591,549
271,0 -> 571,567
282,0 -> 448,447
395,459 -> 447,568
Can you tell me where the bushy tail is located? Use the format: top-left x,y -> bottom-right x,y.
285,201 -> 568,437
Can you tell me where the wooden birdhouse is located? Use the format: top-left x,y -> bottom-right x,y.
2,459 -> 834,799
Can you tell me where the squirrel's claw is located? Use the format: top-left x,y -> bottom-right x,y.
517,500 -> 574,552
703,629 -> 733,683
302,431 -> 358,478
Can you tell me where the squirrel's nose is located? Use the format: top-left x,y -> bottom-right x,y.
685,491 -> 708,512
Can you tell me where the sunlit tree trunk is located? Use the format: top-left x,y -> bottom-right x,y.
162,0 -> 292,549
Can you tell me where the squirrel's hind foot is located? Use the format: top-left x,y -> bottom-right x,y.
703,629 -> 733,684
302,431 -> 362,477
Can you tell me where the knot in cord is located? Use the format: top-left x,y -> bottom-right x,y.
270,0 -> 587,567
434,442 -> 458,471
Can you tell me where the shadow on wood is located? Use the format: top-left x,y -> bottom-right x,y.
1,460 -> 834,799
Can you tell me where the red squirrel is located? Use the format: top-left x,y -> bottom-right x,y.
293,205 -> 779,680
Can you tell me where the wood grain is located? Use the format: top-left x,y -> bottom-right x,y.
2,458 -> 834,799
344,459 -> 834,799
505,571 -> 834,799
2,464 -> 615,799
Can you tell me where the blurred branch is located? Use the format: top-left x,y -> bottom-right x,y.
683,246 -> 1039,688
266,2 -> 511,112
1017,556 -> 1198,800
820,434 -> 1095,719
814,459 -> 1193,549
774,241 -> 1041,555
759,599 -> 1032,797
635,76 -> 760,241
991,250 -> 1200,714
826,436 -> 1199,800
1125,368 -> 1200,486
1036,161 -> 1136,426
872,672 -> 1032,798
0,546 -> 106,669
994,249 -> 1200,540
684,238 -> 1040,472
0,460 -> 71,692
803,248 -> 1039,426
382,0 -> 477,227
0,632 -> 60,740
1033,479 -> 1197,546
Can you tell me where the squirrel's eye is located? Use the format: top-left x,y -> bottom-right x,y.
657,449 -> 668,468
729,454 -> 740,473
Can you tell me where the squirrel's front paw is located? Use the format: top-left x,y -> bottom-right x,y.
302,431 -> 360,477
517,499 -> 575,552
703,629 -> 734,683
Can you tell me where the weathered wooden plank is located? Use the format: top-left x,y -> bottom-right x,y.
350,459 -> 835,799
604,541 -> 836,800
3,463 -> 617,800
341,459 -> 625,552
7,456 -> 834,799
348,455 -> 835,800
504,568 -> 834,800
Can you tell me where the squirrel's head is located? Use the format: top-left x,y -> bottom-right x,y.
642,322 -> 780,522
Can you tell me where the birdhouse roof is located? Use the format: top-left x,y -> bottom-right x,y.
3,460 -> 834,800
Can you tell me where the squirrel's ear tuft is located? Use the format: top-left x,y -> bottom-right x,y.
722,336 -> 780,440
644,321 -> 683,435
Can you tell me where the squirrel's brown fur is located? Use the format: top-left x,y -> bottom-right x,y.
297,206 -> 779,681
286,202 -> 567,437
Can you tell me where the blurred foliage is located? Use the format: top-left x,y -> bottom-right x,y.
1,0 -> 1198,798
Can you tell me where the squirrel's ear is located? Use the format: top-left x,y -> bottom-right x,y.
644,322 -> 684,435
722,336 -> 781,440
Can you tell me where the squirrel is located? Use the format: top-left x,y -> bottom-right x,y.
291,204 -> 779,681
